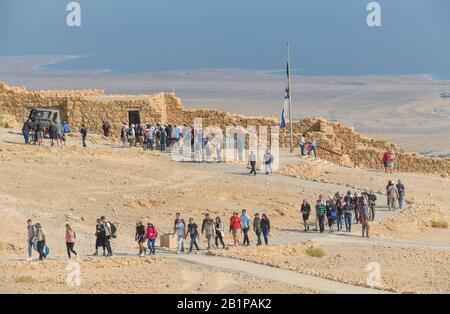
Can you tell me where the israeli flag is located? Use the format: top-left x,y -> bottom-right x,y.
280,87 -> 288,129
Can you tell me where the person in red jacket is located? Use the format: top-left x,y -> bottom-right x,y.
229,212 -> 241,246
146,223 -> 158,255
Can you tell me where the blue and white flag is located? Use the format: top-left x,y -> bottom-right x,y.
280,60 -> 290,129
280,87 -> 288,129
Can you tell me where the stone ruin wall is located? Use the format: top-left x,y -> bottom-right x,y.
0,82 -> 167,136
1,81 -> 449,176
167,102 -> 450,177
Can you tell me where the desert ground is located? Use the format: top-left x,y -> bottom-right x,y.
0,125 -> 449,294
1,55 -> 450,154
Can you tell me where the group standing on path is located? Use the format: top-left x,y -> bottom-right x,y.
301,190 -> 379,238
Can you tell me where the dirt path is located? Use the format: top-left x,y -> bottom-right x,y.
157,250 -> 390,294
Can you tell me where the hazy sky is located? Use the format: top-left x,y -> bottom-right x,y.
0,0 -> 449,77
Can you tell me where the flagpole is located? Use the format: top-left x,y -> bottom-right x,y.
287,43 -> 294,153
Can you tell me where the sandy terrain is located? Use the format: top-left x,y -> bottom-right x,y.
0,126 -> 449,293
212,242 -> 450,294
1,55 -> 450,154
0,256 -> 312,294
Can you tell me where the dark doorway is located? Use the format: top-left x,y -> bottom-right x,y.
128,111 -> 140,126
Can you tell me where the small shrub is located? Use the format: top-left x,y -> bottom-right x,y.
15,275 -> 35,283
305,246 -> 325,258
431,220 -> 449,229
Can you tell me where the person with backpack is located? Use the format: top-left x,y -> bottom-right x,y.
368,190 -> 377,220
102,121 -> 110,137
100,216 -> 114,257
386,181 -> 399,211
22,119 -> 32,144
35,122 -> 44,147
336,200 -> 344,231
240,209 -> 251,246
253,213 -> 262,245
360,205 -> 370,238
146,223 -> 158,255
300,200 -> 311,232
174,218 -> 186,253
263,150 -> 274,174
316,195 -> 326,233
80,125 -> 87,148
396,180 -> 405,209
93,218 -> 106,256
136,124 -> 144,147
300,133 -> 306,156
229,212 -> 241,246
120,123 -> 129,147
187,218 -> 200,252
146,124 -> 155,150
128,124 -> 136,147
343,202 -> 352,232
56,121 -> 64,146
49,121 -> 58,146
260,214 -> 271,245
326,200 -> 337,232
135,221 -> 146,257
160,126 -> 167,151
201,213 -> 215,250
65,224 -> 78,259
214,217 -> 226,249
26,219 -> 36,261
63,121 -> 71,134
35,223 -> 47,261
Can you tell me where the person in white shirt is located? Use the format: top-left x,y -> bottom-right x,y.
300,134 -> 306,156
146,125 -> 155,150
249,151 -> 257,175
263,150 -> 273,174
100,216 -> 113,256
174,219 -> 186,253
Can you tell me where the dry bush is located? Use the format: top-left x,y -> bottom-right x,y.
15,275 -> 36,283
305,246 -> 325,258
431,220 -> 449,229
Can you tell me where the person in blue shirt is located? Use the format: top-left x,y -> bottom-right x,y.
240,209 -> 251,246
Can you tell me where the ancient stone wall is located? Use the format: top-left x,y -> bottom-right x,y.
0,82 -> 170,136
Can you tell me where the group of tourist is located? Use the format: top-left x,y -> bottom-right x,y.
118,122 -> 182,151
299,133 -> 318,159
25,209 -> 272,261
25,179 -> 405,260
301,190 -> 378,237
299,180 -> 405,238
171,210 -> 271,254
22,119 -> 71,147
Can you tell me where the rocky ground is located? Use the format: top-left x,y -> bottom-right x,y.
0,127 -> 449,293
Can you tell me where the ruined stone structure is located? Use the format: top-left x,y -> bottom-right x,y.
1,81 -> 449,176
0,82 -> 170,136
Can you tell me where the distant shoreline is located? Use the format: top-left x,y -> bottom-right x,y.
22,54 -> 449,82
